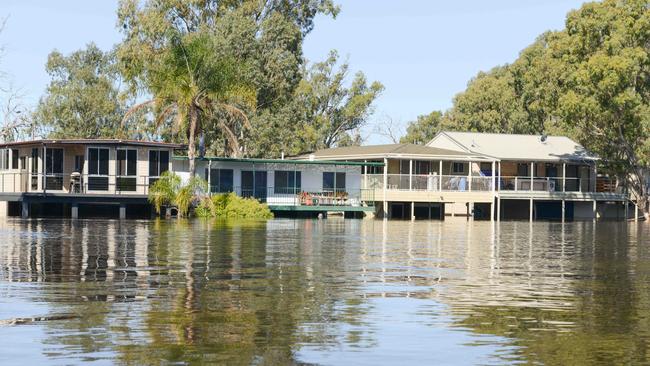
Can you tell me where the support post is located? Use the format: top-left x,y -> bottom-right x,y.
592,200 -> 597,221
530,162 -> 534,192
438,160 -> 443,191
21,201 -> 29,219
497,197 -> 501,221
562,163 -> 566,192
561,200 -> 566,222
207,160 -> 212,195
383,157 -> 388,218
529,198 -> 534,222
411,201 -> 415,221
71,203 -> 79,219
409,159 -> 413,191
491,161 -> 496,192
468,161 -> 472,192
119,204 -> 126,220
635,201 -> 639,222
624,199 -> 629,220
490,199 -> 494,222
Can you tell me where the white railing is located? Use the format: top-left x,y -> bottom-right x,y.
497,176 -> 622,193
362,174 -> 494,192
0,171 -> 156,195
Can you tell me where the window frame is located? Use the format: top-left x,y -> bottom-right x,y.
86,147 -> 110,176
452,162 -> 465,174
148,149 -> 170,177
274,170 -> 301,194
323,172 -> 346,193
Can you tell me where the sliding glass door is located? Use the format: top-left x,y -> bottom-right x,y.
241,171 -> 267,201
45,148 -> 64,190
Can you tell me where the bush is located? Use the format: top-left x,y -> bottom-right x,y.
195,193 -> 273,219
148,172 -> 207,217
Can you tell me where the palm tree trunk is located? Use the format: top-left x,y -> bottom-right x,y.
188,104 -> 199,177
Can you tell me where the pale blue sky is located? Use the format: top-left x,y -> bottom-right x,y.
1,0 -> 586,143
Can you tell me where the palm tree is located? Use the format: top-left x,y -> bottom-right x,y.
121,31 -> 256,176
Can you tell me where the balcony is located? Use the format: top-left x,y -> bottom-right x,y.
0,172 -> 155,196
363,174 -> 494,192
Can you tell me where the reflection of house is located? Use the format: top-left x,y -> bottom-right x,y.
172,156 -> 380,216
0,139 -> 182,219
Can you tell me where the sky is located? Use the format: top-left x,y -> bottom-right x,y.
1,0 -> 586,144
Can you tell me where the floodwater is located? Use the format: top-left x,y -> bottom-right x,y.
0,218 -> 648,365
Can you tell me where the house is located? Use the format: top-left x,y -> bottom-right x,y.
0,139 -> 183,218
427,131 -> 628,220
172,156 -> 381,217
293,143 -> 499,219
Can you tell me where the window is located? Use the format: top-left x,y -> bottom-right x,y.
323,172 -> 345,192
0,149 -> 8,170
452,162 -> 465,174
88,148 -> 109,175
366,165 -> 383,174
11,149 -> 19,169
19,156 -> 26,170
87,148 -> 109,191
241,171 -> 267,200
74,155 -> 84,173
117,149 -> 137,192
480,162 -> 492,176
204,168 -> 234,193
117,149 -> 137,176
148,150 -> 169,177
517,163 -> 529,177
274,170 -> 301,194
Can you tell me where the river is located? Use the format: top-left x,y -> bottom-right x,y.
0,218 -> 648,365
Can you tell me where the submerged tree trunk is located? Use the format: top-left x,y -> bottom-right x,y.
187,104 -> 199,177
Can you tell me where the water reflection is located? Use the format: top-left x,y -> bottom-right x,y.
0,218 -> 648,365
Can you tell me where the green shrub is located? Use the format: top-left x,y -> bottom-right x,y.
148,172 -> 207,217
195,193 -> 273,219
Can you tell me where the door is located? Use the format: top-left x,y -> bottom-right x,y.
45,148 -> 64,190
546,164 -> 559,191
88,147 -> 110,191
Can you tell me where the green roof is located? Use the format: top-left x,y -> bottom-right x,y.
172,155 -> 384,167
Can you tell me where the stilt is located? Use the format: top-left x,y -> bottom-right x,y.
529,198 -> 533,222
383,201 -> 388,220
561,200 -> 566,223
490,199 -> 494,222
625,200 -> 629,220
21,201 -> 29,219
411,201 -> 415,221
71,203 -> 79,219
592,200 -> 597,221
634,201 -> 639,222
497,197 -> 501,221
119,204 -> 126,220
0,201 -> 7,217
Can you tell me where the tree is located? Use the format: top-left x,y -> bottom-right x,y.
296,51 -> 383,151
400,111 -> 443,144
117,0 -> 338,174
34,44 -> 127,139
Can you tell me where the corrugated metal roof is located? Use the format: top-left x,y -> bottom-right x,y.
0,139 -> 185,149
294,143 -> 492,161
429,132 -> 598,162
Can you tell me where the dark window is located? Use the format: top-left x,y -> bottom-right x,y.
149,150 -> 169,177
205,168 -> 234,193
117,149 -> 137,176
366,165 -> 383,174
323,172 -> 345,192
452,162 -> 465,174
274,170 -> 301,194
517,163 -> 529,177
11,149 -> 19,169
241,170 -> 267,200
19,156 -> 26,170
31,148 -> 38,174
88,148 -> 109,175
45,148 -> 63,174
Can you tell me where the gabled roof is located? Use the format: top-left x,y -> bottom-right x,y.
427,131 -> 598,162
293,143 -> 494,161
0,139 -> 185,149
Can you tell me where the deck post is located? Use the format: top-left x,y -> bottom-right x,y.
383,157 -> 388,218
562,163 -> 566,192
119,204 -> 126,220
529,198 -> 534,222
438,160 -> 443,191
497,197 -> 501,221
635,201 -> 639,222
490,199 -> 494,222
207,160 -> 212,195
42,145 -> 47,194
592,200 -> 597,220
21,201 -> 29,219
468,161 -> 472,192
71,203 -> 79,219
624,199 -> 629,220
561,199 -> 566,222
530,162 -> 534,192
491,161 -> 496,192
409,159 -> 413,191
411,201 -> 415,220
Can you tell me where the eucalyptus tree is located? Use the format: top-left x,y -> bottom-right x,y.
116,0 -> 339,174
34,44 -> 126,139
